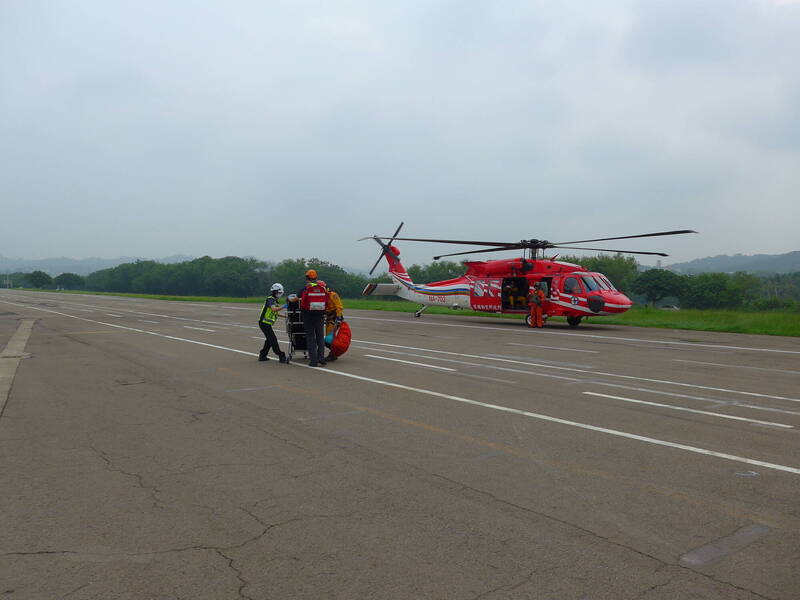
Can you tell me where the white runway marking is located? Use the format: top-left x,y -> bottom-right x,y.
583,392 -> 792,429
354,346 -> 584,382
0,320 -> 35,418
184,326 -> 216,332
673,359 -> 800,376
6,294 -> 250,330
345,315 -> 800,355
308,367 -> 800,476
105,313 -> 122,317
353,339 -> 800,403
364,354 -> 456,371
509,342 -> 599,354
3,298 -> 799,476
355,345 -> 800,416
139,320 -> 160,324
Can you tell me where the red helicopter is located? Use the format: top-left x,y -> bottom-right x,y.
361,223 -> 696,327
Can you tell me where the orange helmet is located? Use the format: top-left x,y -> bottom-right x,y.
305,269 -> 317,279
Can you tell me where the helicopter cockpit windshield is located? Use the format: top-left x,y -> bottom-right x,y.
582,274 -> 617,292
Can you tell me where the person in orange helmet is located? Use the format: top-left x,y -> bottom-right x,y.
298,269 -> 328,366
527,282 -> 546,328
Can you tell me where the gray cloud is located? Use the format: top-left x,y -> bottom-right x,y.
1,0 -> 798,269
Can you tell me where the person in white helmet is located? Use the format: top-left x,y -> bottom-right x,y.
258,283 -> 287,363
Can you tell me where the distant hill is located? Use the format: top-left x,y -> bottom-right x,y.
0,254 -> 195,276
668,251 -> 800,274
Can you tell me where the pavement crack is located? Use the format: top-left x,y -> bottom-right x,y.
633,573 -> 674,600
163,462 -> 280,477
429,473 -> 779,600
62,583 -> 90,597
214,549 -> 254,600
430,472 -> 667,566
87,436 -> 166,509
470,569 -> 536,599
248,424 -> 313,456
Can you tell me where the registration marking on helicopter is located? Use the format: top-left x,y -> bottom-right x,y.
3,298 -> 799,477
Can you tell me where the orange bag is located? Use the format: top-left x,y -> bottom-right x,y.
329,321 -> 351,358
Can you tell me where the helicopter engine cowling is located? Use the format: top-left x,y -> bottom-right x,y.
587,295 -> 605,313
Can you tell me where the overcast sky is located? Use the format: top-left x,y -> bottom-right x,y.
1,0 -> 798,270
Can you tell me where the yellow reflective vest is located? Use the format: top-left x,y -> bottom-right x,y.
260,297 -> 280,325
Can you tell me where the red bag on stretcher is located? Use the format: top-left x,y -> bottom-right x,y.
329,321 -> 351,358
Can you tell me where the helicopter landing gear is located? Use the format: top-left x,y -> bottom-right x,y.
414,305 -> 428,318
567,316 -> 582,327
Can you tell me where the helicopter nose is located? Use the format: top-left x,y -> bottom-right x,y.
614,291 -> 633,311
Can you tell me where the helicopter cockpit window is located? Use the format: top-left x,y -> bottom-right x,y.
599,275 -> 617,291
590,275 -> 610,290
582,276 -> 600,291
563,277 -> 582,294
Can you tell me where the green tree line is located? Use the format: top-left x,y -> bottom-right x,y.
3,255 -> 799,310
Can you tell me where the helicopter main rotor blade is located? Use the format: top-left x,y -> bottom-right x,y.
388,222 -> 404,245
553,229 -> 697,246
375,237 -> 518,247
433,245 -> 526,260
552,245 -> 669,257
368,253 -> 385,275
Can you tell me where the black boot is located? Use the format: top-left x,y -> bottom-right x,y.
258,350 -> 268,362
278,353 -> 287,363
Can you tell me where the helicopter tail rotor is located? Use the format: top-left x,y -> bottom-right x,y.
360,222 -> 404,275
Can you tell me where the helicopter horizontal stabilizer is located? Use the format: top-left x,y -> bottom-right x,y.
362,283 -> 401,297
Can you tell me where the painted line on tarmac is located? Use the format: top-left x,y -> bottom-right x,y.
4,294 -> 252,330
588,382 -> 800,416
345,315 -> 800,355
583,392 -> 792,429
508,342 -> 599,354
352,339 -> 800,403
2,298 -> 799,477
680,523 -> 771,566
364,354 -> 456,371
357,345 -> 800,418
673,359 -> 800,376
353,345 -> 584,382
6,294 -> 797,404
8,293 -> 796,357
184,326 -> 215,332
0,319 -> 35,419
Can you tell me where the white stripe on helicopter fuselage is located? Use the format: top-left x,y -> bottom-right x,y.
391,273 -> 471,307
391,272 -> 632,314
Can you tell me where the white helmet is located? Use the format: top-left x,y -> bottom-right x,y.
270,283 -> 284,296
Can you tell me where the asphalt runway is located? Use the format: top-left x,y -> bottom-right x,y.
1,289 -> 798,599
